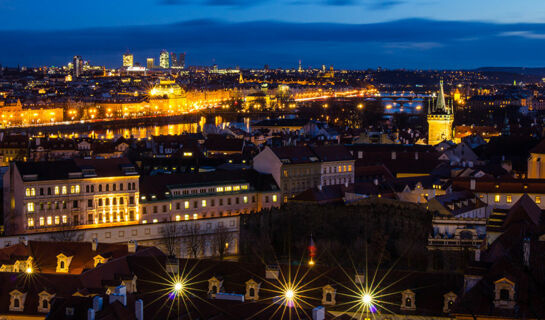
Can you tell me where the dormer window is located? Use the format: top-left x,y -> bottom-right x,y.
38,291 -> 55,313
245,279 -> 261,301
93,255 -> 108,267
9,290 -> 27,312
321,284 -> 336,305
208,277 -> 223,297
56,253 -> 73,273
494,277 -> 515,309
443,292 -> 457,313
401,289 -> 416,311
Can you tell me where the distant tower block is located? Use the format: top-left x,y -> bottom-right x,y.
146,58 -> 154,69
298,60 -> 302,72
427,80 -> 454,145
159,50 -> 170,69
123,51 -> 134,67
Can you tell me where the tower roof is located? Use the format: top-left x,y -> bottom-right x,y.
431,80 -> 451,115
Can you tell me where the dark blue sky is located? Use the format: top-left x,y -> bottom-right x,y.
1,0 -> 545,68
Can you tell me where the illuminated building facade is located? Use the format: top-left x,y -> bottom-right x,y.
0,100 -> 63,128
3,158 -> 140,235
146,58 -> 154,69
253,145 -> 355,202
159,50 -> 169,69
427,80 -> 454,145
139,170 -> 280,223
123,52 -> 134,67
72,55 -> 83,78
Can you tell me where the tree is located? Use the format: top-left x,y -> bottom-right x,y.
211,225 -> 234,260
160,223 -> 180,257
184,222 -> 203,258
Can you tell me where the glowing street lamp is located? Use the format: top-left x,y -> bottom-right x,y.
174,282 -> 183,293
25,267 -> 33,274
361,293 -> 372,306
284,288 -> 295,302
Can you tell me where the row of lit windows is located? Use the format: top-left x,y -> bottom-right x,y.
27,200 -> 78,212
142,195 -> 277,214
323,165 -> 353,174
171,184 -> 249,196
25,185 -> 80,197
491,194 -> 541,204
28,215 -> 68,227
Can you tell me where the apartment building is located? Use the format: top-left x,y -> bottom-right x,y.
253,145 -> 354,202
139,169 -> 280,223
3,158 -> 140,235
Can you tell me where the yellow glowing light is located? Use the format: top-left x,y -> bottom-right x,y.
174,282 -> 183,292
361,293 -> 373,305
285,289 -> 295,301
26,267 -> 33,274
308,259 -> 315,266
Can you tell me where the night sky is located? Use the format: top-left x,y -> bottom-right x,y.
2,0 -> 545,68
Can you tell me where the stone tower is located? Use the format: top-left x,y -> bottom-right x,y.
427,80 -> 454,145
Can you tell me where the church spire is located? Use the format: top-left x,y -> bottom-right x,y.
435,80 -> 447,114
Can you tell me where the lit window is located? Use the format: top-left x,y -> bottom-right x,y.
494,194 -> 501,203
338,166 -> 342,172
54,186 -> 59,195
142,220 -> 147,224
70,186 -> 75,194
536,196 -> 542,204
202,200 -> 207,207
28,218 -> 34,227
241,185 -> 248,190
25,188 -> 31,197
506,195 -> 512,203
193,213 -> 198,220
225,186 -> 232,192
184,214 -> 189,220
348,165 -> 352,172
272,195 -> 278,202
175,215 -> 181,221
61,186 -> 67,195
343,165 -> 347,172
47,216 -> 52,225
54,216 -> 60,224
233,186 -> 240,191
39,217 -> 44,226
27,202 -> 35,212
216,187 -> 224,192
31,188 -> 35,196
243,196 -> 248,203
75,185 -> 80,193
283,170 -> 288,177
184,201 -> 189,209
62,215 -> 67,224
152,219 -> 158,223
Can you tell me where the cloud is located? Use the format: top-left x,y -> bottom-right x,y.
3,19 -> 545,69
160,0 -> 405,7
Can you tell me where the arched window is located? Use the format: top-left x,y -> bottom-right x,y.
326,293 -> 332,302
91,185 -> 95,192
60,261 -> 65,269
106,184 -> 110,192
405,297 -> 412,307
99,185 -> 102,192
500,289 -> 510,300
13,298 -> 19,308
42,299 -> 48,309
249,288 -> 255,297
212,286 -> 218,294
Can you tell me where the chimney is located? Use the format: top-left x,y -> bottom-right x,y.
128,240 -> 137,253
92,238 -> 98,251
415,152 -> 419,160
312,306 -> 325,320
523,238 -> 530,267
92,296 -> 103,312
135,299 -> 144,320
87,308 -> 95,320
469,179 -> 476,191
265,265 -> 279,280
109,285 -> 127,306
391,151 -> 396,160
354,272 -> 364,285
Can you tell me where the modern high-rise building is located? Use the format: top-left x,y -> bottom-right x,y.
123,51 -> 134,67
146,58 -> 154,69
159,50 -> 169,69
427,80 -> 454,145
73,56 -> 83,78
179,53 -> 186,68
171,52 -> 178,68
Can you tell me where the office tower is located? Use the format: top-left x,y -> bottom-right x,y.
146,58 -> 154,69
179,53 -> 186,68
171,52 -> 178,67
159,50 -> 169,69
123,51 -> 134,67
73,56 -> 83,78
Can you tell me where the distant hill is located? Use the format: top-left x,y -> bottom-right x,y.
475,67 -> 545,77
